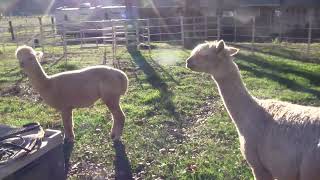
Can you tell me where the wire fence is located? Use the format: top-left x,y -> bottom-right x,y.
1,15 -> 320,62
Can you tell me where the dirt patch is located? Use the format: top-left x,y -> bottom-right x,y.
69,159 -> 147,180
68,160 -> 114,180
0,82 -> 42,102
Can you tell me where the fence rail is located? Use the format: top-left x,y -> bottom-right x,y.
1,15 -> 320,60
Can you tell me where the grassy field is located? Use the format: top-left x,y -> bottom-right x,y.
1,42 -> 320,179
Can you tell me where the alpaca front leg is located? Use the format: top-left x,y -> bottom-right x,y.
247,159 -> 273,180
104,96 -> 125,141
61,109 -> 75,142
61,108 -> 75,173
244,149 -> 273,180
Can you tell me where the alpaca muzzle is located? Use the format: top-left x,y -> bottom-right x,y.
186,62 -> 193,69
186,59 -> 195,69
19,61 -> 25,68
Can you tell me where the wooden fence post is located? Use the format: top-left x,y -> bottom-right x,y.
62,25 -> 68,64
135,20 -> 139,45
251,16 -> 255,53
279,13 -> 282,42
125,20 -> 128,46
38,16 -> 44,52
307,14 -> 312,57
159,19 -> 162,42
112,23 -> 116,63
51,16 -> 55,33
217,16 -> 221,40
147,19 -> 151,56
8,21 -> 15,41
204,16 -> 208,40
192,17 -> 196,39
180,16 -> 184,46
234,16 -> 237,42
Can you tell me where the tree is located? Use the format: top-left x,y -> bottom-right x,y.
125,0 -> 133,19
184,0 -> 201,17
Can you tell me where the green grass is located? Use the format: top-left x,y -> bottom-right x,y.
0,42 -> 320,179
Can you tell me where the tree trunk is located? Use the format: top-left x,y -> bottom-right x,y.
125,0 -> 133,19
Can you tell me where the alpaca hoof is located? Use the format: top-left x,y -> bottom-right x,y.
63,139 -> 74,174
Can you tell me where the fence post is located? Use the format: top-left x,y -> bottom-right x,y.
204,16 -> 208,40
279,15 -> 282,42
180,16 -> 184,46
193,17 -> 196,39
135,20 -> 139,45
62,25 -> 68,64
125,21 -> 128,46
80,29 -> 83,48
114,22 -> 118,67
158,19 -> 162,42
147,19 -> 151,56
234,16 -> 237,42
51,16 -> 55,33
112,23 -> 116,63
307,13 -> 312,57
8,21 -> 15,41
251,16 -> 255,53
217,16 -> 221,40
38,16 -> 44,52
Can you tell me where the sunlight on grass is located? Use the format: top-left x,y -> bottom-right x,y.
1,43 -> 319,179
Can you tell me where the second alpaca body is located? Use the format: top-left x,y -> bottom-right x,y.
15,46 -> 128,142
186,40 -> 320,180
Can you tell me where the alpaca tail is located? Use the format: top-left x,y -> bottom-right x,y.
120,72 -> 129,95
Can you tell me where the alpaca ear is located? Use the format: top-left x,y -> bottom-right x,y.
216,40 -> 225,54
228,47 -> 239,56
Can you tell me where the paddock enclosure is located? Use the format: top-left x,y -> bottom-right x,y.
1,15 -> 320,179
1,15 -> 320,62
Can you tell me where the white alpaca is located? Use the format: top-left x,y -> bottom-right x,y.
15,45 -> 128,142
186,40 -> 320,180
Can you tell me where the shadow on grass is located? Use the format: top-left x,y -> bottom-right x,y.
237,54 -> 320,86
233,43 -> 320,63
113,141 -> 133,180
236,59 -> 320,98
149,57 -> 180,85
128,47 -> 181,123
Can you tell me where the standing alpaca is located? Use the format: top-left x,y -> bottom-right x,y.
15,45 -> 128,143
186,40 -> 320,180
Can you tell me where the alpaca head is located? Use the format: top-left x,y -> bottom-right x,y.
15,45 -> 43,74
186,40 -> 239,78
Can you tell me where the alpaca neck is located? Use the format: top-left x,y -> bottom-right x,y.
213,62 -> 264,136
26,61 -> 50,92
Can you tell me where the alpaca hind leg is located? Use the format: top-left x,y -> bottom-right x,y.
61,109 -> 75,142
103,95 -> 125,141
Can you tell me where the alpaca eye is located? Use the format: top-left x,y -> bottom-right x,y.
200,54 -> 209,59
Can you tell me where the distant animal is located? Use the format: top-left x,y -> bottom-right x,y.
186,40 -> 320,180
15,45 -> 128,143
